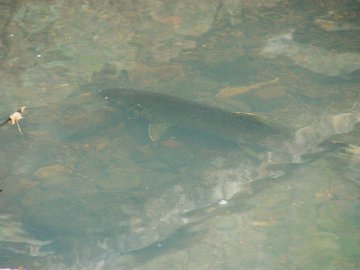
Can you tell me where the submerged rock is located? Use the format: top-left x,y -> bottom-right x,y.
261,31 -> 360,79
0,214 -> 53,258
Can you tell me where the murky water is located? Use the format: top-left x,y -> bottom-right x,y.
0,1 -> 359,269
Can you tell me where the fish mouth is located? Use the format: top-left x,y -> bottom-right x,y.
98,88 -> 132,111
98,89 -> 115,102
97,89 -> 107,98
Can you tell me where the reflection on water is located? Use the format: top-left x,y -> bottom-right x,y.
0,1 -> 359,269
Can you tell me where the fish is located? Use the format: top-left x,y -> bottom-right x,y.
98,88 -> 291,151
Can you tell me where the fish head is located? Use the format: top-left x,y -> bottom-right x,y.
98,88 -> 144,111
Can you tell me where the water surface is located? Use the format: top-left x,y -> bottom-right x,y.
0,1 -> 359,269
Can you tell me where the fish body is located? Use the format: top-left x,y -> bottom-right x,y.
99,88 -> 291,150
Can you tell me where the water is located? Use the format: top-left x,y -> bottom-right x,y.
0,1 -> 359,269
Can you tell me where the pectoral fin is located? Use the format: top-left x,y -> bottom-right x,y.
233,112 -> 263,122
148,122 -> 170,141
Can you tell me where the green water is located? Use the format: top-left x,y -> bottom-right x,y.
0,1 -> 359,269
